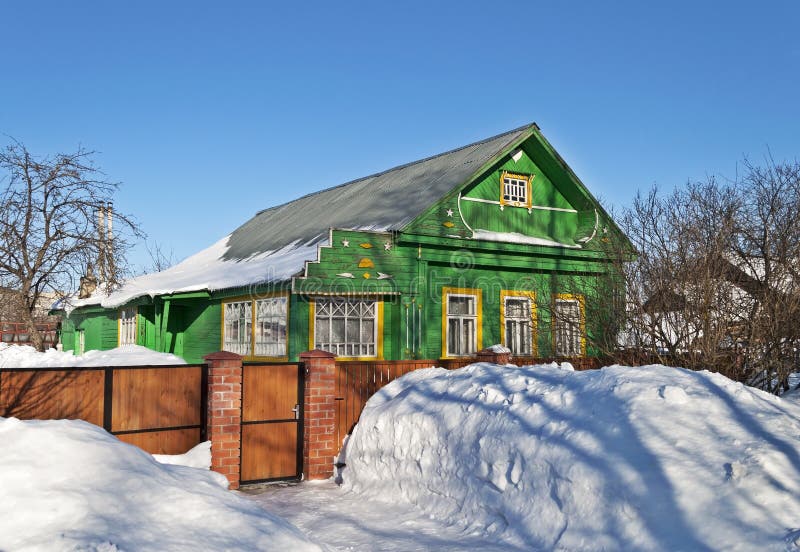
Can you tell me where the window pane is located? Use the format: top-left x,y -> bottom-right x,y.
448,296 -> 474,315
254,298 -> 287,356
448,319 -> 460,355
555,299 -> 581,356
361,319 -> 374,343
224,301 -> 251,356
463,318 -> 475,354
332,318 -> 345,343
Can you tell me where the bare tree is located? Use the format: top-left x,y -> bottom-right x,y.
618,158 -> 800,393
0,140 -> 141,350
142,240 -> 175,274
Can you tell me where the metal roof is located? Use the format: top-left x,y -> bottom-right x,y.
222,124 -> 534,260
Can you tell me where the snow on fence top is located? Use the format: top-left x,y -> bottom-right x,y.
0,343 -> 186,368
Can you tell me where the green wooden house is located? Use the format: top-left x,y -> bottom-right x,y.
58,123 -> 629,363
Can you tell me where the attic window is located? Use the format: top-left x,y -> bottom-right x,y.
500,171 -> 533,208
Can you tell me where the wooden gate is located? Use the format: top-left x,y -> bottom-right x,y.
240,363 -> 303,484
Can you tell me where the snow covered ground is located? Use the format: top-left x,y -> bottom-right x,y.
0,343 -> 186,368
340,363 -> 800,551
0,417 -> 323,551
247,481 -> 524,552
4,358 -> 800,551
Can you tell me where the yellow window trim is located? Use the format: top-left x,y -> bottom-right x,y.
220,292 -> 290,361
117,307 -> 138,347
499,290 -> 538,357
441,286 -> 483,359
499,170 -> 534,209
553,293 -> 586,357
308,297 -> 384,360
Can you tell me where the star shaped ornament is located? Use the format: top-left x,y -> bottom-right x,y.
384,241 -> 392,251
446,209 -> 454,217
342,240 -> 350,247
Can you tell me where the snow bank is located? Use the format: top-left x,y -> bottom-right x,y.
0,343 -> 186,368
153,440 -> 212,469
343,363 -> 800,551
0,418 -> 322,551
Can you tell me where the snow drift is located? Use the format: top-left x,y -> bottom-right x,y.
343,363 -> 800,551
0,418 -> 323,551
0,343 -> 186,368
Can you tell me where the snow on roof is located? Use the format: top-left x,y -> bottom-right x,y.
66,236 -> 321,311
471,229 -> 581,249
65,125 -> 534,312
222,125 -> 532,259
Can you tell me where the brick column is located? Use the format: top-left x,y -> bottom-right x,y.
203,351 -> 243,490
300,349 -> 337,481
476,345 -> 512,365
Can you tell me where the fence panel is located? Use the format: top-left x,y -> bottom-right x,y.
0,368 -> 105,423
111,365 -> 205,455
334,359 -> 437,447
0,364 -> 206,456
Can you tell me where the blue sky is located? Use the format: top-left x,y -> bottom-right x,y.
2,1 -> 798,271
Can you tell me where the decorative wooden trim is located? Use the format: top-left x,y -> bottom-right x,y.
219,292 -> 290,362
552,293 -> 586,357
461,196 -> 577,213
441,286 -> 483,359
307,298 -> 315,352
499,171 -> 534,209
499,290 -> 537,356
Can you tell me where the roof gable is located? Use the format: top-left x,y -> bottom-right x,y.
401,127 -> 630,251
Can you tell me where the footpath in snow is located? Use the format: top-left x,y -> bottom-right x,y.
246,480 -> 524,552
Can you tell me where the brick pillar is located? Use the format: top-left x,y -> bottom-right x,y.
476,345 -> 512,365
203,351 -> 243,490
300,349 -> 337,481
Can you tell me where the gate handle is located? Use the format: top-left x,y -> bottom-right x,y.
292,404 -> 300,420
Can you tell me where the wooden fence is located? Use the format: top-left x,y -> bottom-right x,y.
0,364 -> 207,455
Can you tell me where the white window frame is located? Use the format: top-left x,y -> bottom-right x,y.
254,297 -> 288,357
554,295 -> 584,357
314,298 -> 378,358
118,307 -> 137,346
222,300 -> 253,356
503,294 -> 534,356
444,289 -> 480,357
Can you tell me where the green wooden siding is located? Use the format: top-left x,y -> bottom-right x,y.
61,309 -> 118,353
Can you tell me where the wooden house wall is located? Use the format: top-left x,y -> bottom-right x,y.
61,310 -> 118,352
180,302 -> 220,364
